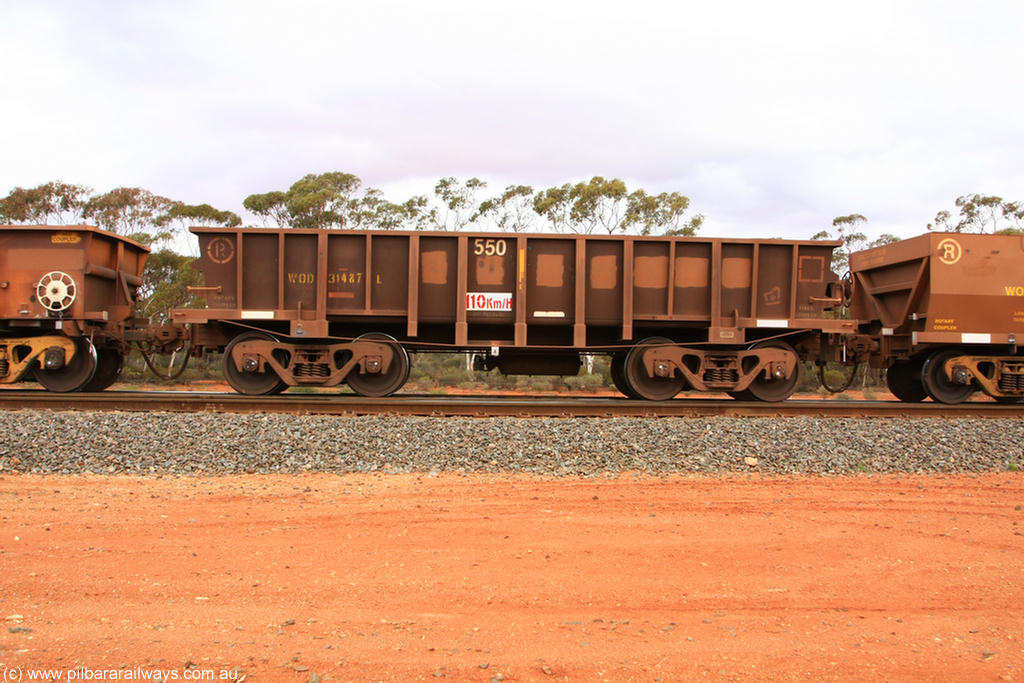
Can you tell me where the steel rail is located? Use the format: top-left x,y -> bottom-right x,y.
0,390 -> 1021,418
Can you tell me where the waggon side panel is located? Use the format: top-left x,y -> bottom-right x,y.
182,227 -> 844,348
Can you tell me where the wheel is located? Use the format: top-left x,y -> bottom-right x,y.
995,396 -> 1023,404
346,333 -> 410,397
223,332 -> 287,395
922,348 -> 975,404
33,337 -> 97,392
623,337 -> 685,401
81,347 -> 124,391
741,340 -> 801,402
609,352 -> 639,399
885,359 -> 927,403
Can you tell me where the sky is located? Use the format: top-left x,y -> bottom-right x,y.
1,0 -> 1022,244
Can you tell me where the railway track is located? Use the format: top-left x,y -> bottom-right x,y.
0,389 -> 1020,418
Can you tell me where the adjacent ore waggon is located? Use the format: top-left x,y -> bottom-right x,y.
176,227 -> 850,400
0,225 -> 173,391
848,232 -> 1024,404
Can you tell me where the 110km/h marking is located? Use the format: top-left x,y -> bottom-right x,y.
467,292 -> 513,311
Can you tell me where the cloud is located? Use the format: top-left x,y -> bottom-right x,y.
1,0 -> 1022,243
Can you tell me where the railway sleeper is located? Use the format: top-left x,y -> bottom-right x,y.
640,345 -> 798,394
227,338 -> 398,388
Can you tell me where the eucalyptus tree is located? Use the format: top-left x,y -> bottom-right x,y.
243,172 -> 362,229
928,194 -> 1024,234
531,183 -> 575,233
285,171 -> 362,229
625,190 -> 703,236
812,214 -> 900,273
0,181 -> 92,224
534,177 -> 700,235
350,189 -> 428,230
426,177 -> 487,231
163,202 -> 241,230
242,190 -> 290,227
812,214 -> 867,273
82,187 -> 180,239
533,177 -> 631,234
475,185 -> 536,232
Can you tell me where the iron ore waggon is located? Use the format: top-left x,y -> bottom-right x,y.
849,232 -> 1024,403
175,227 -> 851,400
0,225 -> 154,391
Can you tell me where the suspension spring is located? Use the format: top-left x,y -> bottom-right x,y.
294,362 -> 330,379
703,368 -> 739,384
998,373 -> 1024,392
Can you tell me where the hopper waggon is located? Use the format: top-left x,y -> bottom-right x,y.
849,232 -> 1024,404
0,225 -> 180,392
174,227 -> 851,401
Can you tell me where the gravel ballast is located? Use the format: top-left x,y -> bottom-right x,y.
1,410 -> 1022,475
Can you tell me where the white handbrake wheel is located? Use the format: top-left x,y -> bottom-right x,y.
36,271 -> 77,312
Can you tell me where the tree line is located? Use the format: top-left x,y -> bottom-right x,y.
811,195 -> 1023,271
3,175 -> 1020,241
242,172 -> 704,236
0,173 -> 703,239
0,182 -> 240,240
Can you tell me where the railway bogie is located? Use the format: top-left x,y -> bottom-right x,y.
220,330 -> 410,396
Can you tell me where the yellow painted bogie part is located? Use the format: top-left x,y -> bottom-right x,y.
947,354 -> 1024,400
0,336 -> 79,383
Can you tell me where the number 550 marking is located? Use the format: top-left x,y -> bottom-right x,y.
473,238 -> 507,256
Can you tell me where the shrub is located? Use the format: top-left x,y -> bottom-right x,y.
823,369 -> 849,389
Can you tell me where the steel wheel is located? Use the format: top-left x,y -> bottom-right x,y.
742,340 -> 801,402
33,337 -> 97,392
82,347 -> 124,392
885,358 -> 927,403
922,348 -> 975,404
609,352 -> 639,399
623,337 -> 685,401
223,332 -> 287,395
346,333 -> 410,397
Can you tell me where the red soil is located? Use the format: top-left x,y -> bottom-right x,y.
1,473 -> 1022,682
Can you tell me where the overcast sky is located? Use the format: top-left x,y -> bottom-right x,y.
2,0 -> 1022,243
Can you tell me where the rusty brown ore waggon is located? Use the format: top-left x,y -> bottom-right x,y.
0,225 -> 151,391
175,227 -> 852,400
850,232 -> 1024,404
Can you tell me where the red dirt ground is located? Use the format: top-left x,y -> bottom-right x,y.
100,379 -> 903,401
104,379 -> 1009,402
1,473 -> 1022,682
